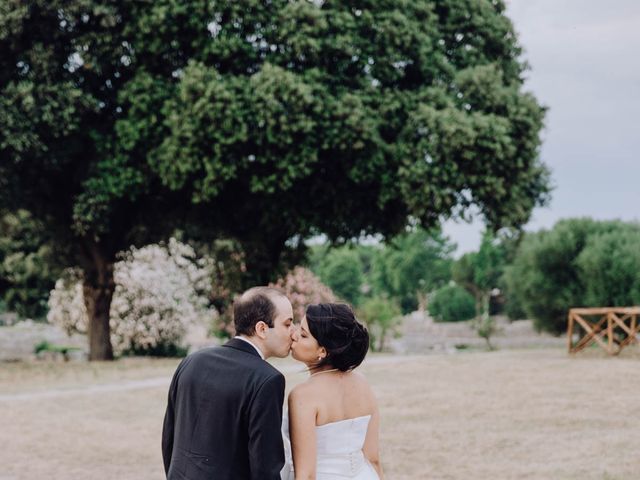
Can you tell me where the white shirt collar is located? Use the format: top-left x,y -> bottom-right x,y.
234,335 -> 265,359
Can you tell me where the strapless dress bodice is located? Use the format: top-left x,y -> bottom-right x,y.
281,414 -> 379,479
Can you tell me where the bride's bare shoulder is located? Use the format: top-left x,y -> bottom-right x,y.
343,369 -> 372,387
288,379 -> 316,402
287,380 -> 322,415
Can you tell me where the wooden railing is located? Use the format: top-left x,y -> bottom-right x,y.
567,307 -> 640,355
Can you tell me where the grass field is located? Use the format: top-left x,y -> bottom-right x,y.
1,348 -> 639,479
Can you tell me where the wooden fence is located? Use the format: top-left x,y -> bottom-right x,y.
567,307 -> 640,355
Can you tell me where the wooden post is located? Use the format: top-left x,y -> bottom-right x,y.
567,311 -> 574,353
607,312 -> 614,355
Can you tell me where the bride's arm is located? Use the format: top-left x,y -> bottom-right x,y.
288,384 -> 317,480
362,402 -> 385,479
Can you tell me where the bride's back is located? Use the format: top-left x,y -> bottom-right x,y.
283,370 -> 382,479
307,370 -> 376,427
285,303 -> 383,479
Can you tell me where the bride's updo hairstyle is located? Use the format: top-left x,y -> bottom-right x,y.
305,303 -> 369,372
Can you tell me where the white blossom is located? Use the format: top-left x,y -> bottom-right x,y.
48,239 -> 217,355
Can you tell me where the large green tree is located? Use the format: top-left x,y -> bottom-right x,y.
1,0 -> 548,359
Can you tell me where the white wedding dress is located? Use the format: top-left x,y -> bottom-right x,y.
281,413 -> 380,479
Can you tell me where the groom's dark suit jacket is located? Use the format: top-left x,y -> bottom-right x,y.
162,338 -> 285,480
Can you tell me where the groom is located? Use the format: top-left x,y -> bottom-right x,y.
162,287 -> 295,480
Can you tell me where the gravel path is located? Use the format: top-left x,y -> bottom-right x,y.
0,355 -> 417,402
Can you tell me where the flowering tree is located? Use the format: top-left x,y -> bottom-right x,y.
270,267 -> 337,323
48,239 -> 216,356
47,269 -> 87,334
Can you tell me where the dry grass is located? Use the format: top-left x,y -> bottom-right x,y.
1,348 -> 640,479
0,357 -> 179,394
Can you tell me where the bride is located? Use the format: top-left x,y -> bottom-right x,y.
281,303 -> 384,480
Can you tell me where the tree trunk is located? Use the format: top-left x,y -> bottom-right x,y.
474,291 -> 491,318
484,336 -> 494,351
82,242 -> 115,361
482,292 -> 491,317
474,296 -> 483,319
416,291 -> 428,312
378,327 -> 387,352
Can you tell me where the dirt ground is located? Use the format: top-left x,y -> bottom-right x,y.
1,348 -> 639,479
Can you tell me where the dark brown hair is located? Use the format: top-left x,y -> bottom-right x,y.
306,303 -> 369,372
233,287 -> 286,336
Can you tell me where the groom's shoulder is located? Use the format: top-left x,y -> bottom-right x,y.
187,344 -> 282,376
184,344 -> 225,360
260,359 -> 285,379
174,344 -> 234,371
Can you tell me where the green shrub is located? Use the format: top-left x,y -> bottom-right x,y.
34,340 -> 81,361
428,284 -> 476,322
503,293 -> 527,320
357,296 -> 402,352
503,218 -> 640,334
576,229 -> 640,306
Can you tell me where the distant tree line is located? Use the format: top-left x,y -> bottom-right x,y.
3,217 -> 640,353
307,218 -> 640,339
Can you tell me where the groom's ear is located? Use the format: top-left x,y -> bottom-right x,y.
255,321 -> 269,339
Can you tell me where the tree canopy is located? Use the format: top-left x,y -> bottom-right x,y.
1,0 -> 549,359
373,228 -> 454,313
0,209 -> 63,318
317,248 -> 365,305
452,231 -> 506,316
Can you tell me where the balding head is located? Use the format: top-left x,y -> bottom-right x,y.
233,287 -> 288,336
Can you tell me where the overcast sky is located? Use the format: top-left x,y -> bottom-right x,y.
443,0 -> 640,254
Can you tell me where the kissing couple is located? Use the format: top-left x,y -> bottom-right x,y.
162,286 -> 384,479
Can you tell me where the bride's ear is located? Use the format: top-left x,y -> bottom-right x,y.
317,346 -> 327,360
